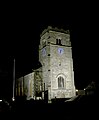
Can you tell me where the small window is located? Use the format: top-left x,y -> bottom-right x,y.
56,39 -> 61,45
56,39 -> 58,44
59,39 -> 61,45
58,76 -> 64,88
59,63 -> 61,66
48,54 -> 50,56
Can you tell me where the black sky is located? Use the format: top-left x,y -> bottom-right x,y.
0,3 -> 99,99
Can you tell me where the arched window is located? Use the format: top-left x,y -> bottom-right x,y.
56,39 -> 61,45
58,76 -> 64,88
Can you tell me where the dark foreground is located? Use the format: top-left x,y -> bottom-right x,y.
0,95 -> 99,119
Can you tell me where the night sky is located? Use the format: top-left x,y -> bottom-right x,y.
0,3 -> 98,99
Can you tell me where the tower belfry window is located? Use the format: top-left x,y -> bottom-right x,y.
58,76 -> 64,88
56,39 -> 61,45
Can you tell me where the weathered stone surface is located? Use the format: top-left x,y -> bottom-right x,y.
39,27 -> 76,99
16,26 -> 76,100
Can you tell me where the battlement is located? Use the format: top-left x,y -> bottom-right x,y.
40,26 -> 70,37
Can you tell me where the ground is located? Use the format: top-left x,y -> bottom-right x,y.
0,94 -> 98,119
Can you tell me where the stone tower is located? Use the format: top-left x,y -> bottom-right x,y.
39,26 -> 76,101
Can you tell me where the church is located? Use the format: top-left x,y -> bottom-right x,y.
16,26 -> 76,102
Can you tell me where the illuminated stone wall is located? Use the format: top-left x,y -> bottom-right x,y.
16,71 -> 42,100
16,72 -> 34,100
17,76 -> 23,96
39,27 -> 76,100
16,26 -> 76,101
34,68 -> 43,98
23,72 -> 34,100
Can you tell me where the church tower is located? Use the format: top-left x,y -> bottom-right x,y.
39,26 -> 76,101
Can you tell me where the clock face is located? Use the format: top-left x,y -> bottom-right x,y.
58,48 -> 64,54
42,48 -> 46,56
